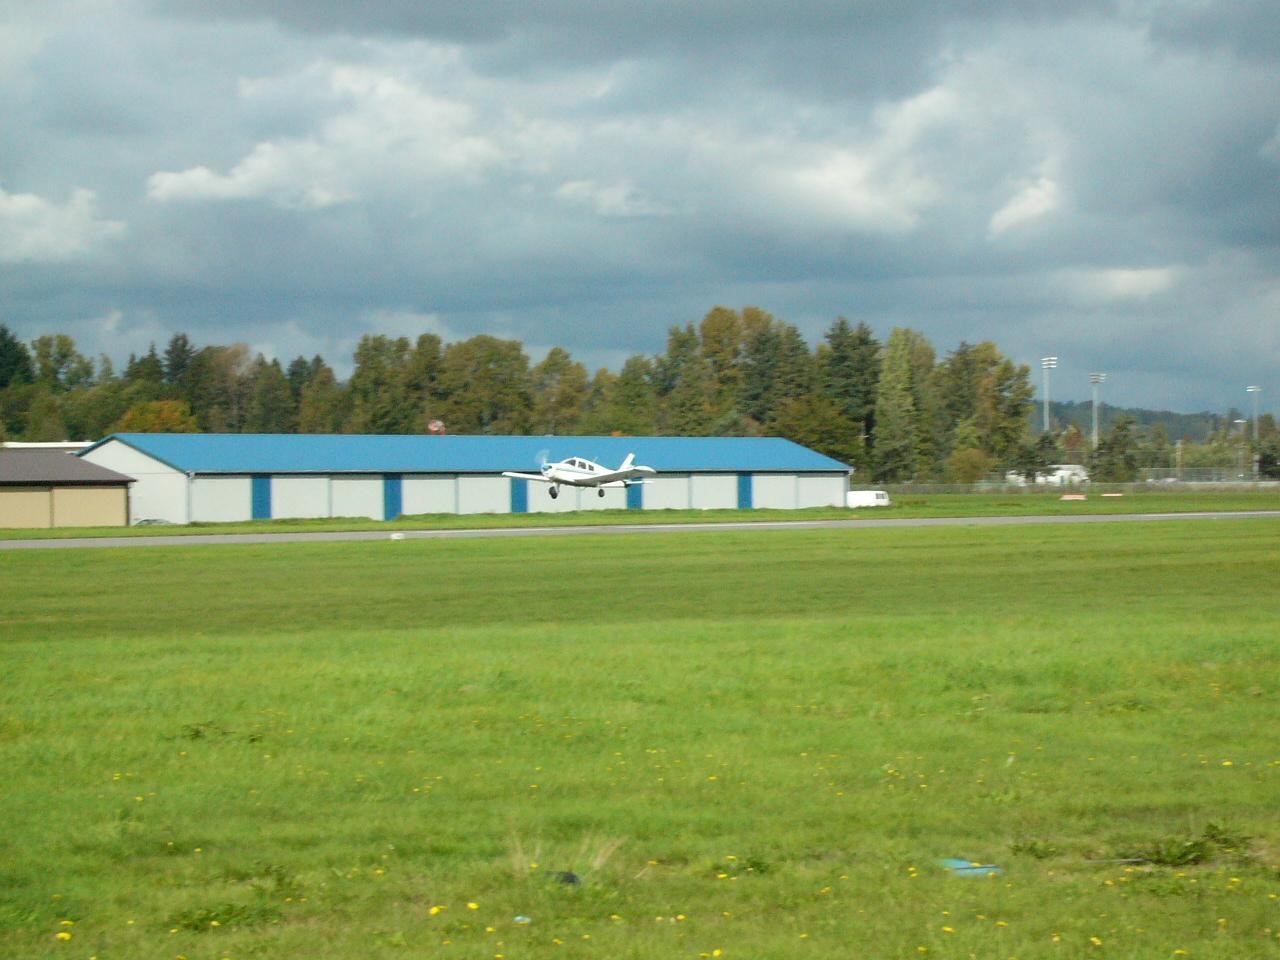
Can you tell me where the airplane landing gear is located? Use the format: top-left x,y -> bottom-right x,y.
549,486 -> 559,499
598,488 -> 606,498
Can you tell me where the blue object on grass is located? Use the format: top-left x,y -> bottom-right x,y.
939,857 -> 1003,876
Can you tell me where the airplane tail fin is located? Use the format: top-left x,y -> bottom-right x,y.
620,452 -> 635,471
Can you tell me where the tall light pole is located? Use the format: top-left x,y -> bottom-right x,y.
1090,373 -> 1107,447
1246,385 -> 1261,478
1040,357 -> 1058,434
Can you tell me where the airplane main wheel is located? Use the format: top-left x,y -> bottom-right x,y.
598,488 -> 606,498
549,487 -> 559,499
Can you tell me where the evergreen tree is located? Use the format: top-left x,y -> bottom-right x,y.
818,317 -> 880,440
124,344 -> 164,385
297,362 -> 347,433
0,324 -> 34,388
244,357 -> 297,433
285,356 -> 314,401
654,324 -> 713,434
872,328 -> 919,482
739,321 -> 780,424
698,306 -> 746,419
1011,432 -> 1060,482
185,344 -> 253,431
1089,415 -> 1139,481
346,335 -> 417,434
163,334 -> 196,385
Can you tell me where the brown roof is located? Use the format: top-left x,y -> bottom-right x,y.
0,449 -> 133,486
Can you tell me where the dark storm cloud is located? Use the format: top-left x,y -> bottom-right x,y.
1,0 -> 1277,413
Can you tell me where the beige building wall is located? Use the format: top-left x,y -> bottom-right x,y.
0,486 -> 130,528
52,486 -> 129,527
0,488 -> 54,528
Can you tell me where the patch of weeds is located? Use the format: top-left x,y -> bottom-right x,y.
167,900 -> 283,931
1200,821 -> 1252,857
1119,822 -> 1254,867
1143,836 -> 1212,866
222,862 -> 305,899
1129,872 -> 1204,898
179,721 -> 229,741
1096,692 -> 1153,713
1009,838 -> 1059,860
176,720 -> 266,744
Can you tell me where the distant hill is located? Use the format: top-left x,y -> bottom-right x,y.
1045,401 -> 1226,443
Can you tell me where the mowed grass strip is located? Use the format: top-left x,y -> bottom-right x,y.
3,520 -> 1279,958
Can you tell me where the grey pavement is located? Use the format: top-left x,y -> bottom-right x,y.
3,510 -> 1278,550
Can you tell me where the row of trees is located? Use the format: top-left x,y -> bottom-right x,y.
1,312 -> 1275,481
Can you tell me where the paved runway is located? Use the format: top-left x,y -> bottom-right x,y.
3,509 -> 1278,550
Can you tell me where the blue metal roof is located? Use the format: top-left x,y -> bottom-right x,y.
82,433 -> 849,474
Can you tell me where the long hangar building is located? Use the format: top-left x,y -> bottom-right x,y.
80,433 -> 851,524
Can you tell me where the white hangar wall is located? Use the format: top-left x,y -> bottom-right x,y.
402,476 -> 457,515
332,475 -> 383,519
80,436 -> 850,524
81,441 -> 188,523
190,476 -> 251,523
272,477 -> 330,519
456,476 -> 511,515
796,475 -> 845,508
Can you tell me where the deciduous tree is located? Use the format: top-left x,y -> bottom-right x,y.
115,399 -> 199,433
530,346 -> 589,434
436,335 -> 532,434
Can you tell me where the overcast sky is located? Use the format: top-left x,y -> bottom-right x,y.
2,0 -> 1277,414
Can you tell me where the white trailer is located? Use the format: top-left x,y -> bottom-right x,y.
846,490 -> 891,508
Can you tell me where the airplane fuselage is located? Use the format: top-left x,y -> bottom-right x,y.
501,454 -> 656,499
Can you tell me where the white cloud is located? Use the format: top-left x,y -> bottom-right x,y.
989,175 -> 1061,235
764,87 -> 955,234
0,185 -> 124,262
1059,266 -> 1178,302
777,148 -> 933,234
95,308 -> 123,334
147,63 -> 502,209
555,178 -> 668,217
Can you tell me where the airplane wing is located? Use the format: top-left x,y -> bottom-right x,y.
590,464 -> 657,485
501,471 -> 552,483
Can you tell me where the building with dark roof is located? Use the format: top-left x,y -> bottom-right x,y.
0,448 -> 134,528
79,433 -> 851,524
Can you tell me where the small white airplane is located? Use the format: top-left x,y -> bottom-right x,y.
503,452 -> 656,499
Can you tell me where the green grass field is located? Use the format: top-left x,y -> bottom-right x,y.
4,518 -> 1280,958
